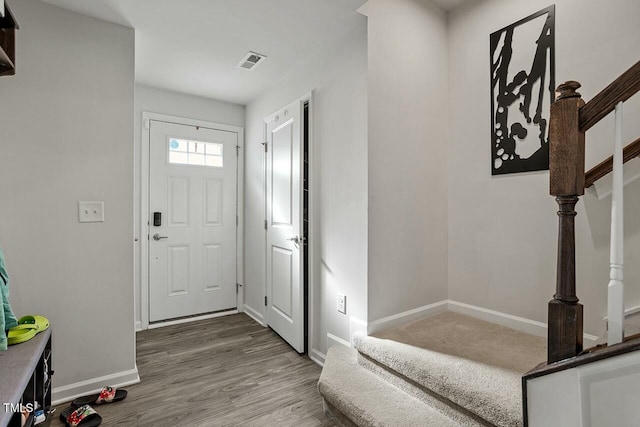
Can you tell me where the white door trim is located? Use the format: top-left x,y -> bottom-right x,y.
307,93 -> 316,356
261,92 -> 314,351
140,111 -> 245,330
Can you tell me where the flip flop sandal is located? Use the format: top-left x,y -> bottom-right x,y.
72,386 -> 128,407
7,324 -> 38,345
60,405 -> 102,427
17,315 -> 50,333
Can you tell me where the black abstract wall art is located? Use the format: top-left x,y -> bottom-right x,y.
490,5 -> 555,175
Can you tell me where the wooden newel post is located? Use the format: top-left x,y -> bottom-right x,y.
548,81 -> 586,363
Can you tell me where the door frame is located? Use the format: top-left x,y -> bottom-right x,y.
140,112 -> 245,330
261,92 -> 315,353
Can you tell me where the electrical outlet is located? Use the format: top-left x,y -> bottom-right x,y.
337,293 -> 346,314
78,201 -> 105,223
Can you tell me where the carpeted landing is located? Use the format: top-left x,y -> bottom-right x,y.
318,311 -> 547,427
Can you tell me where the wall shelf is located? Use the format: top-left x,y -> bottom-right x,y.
0,1 -> 18,76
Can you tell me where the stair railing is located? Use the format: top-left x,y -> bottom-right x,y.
607,102 -> 624,346
584,136 -> 640,188
548,60 -> 640,363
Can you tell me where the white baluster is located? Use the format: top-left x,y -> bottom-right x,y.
608,102 -> 624,346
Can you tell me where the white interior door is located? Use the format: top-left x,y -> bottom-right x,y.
265,100 -> 304,352
149,120 -> 237,322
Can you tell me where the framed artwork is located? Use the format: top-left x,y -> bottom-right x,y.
490,5 -> 555,175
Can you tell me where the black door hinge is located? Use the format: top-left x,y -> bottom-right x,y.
264,296 -> 268,306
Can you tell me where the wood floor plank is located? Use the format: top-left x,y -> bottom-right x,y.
50,314 -> 333,427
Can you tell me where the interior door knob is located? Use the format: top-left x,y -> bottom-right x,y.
287,235 -> 306,245
153,233 -> 168,241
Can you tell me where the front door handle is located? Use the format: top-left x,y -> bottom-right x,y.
153,233 -> 168,241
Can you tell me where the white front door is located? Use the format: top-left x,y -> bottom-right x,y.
265,100 -> 304,352
149,120 -> 237,322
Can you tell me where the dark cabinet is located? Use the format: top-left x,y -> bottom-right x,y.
0,329 -> 53,427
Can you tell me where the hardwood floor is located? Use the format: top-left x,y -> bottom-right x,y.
51,314 -> 334,426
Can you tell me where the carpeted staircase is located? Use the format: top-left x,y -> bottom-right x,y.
318,311 -> 547,426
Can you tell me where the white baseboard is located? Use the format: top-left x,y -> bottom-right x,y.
327,333 -> 351,350
310,348 -> 326,367
134,321 -> 142,332
147,310 -> 238,329
52,367 -> 140,406
603,304 -> 640,324
448,300 -> 548,338
447,300 -> 599,346
363,299 -> 599,346
367,300 -> 448,335
243,304 -> 266,326
349,317 -> 367,346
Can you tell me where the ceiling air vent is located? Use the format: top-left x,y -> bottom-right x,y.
236,51 -> 267,71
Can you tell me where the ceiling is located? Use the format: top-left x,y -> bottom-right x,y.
430,0 -> 470,10
39,0 -> 468,105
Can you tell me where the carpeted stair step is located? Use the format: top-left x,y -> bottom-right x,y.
353,311 -> 547,427
318,345 -> 461,427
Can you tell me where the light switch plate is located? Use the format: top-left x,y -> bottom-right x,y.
78,201 -> 105,223
337,293 -> 346,314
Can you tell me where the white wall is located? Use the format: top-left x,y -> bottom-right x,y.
448,0 -> 640,337
527,351 -> 640,426
133,84 -> 244,327
244,19 -> 368,356
0,0 -> 136,394
366,0 -> 450,322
